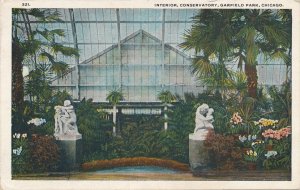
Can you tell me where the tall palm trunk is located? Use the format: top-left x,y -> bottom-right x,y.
12,41 -> 24,112
245,63 -> 258,98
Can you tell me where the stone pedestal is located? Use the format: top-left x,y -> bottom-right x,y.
189,133 -> 211,174
56,134 -> 82,172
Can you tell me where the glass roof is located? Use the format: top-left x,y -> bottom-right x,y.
16,8 -> 198,65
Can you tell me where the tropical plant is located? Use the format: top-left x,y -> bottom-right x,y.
276,10 -> 292,83
158,90 -> 177,130
24,66 -> 52,114
263,136 -> 291,170
12,8 -> 79,130
191,61 -> 233,98
268,82 -> 291,124
227,71 -> 248,102
76,98 -> 113,158
181,9 -> 291,98
106,90 -> 124,136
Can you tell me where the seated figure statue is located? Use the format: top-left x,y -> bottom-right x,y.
54,100 -> 80,137
192,104 -> 214,140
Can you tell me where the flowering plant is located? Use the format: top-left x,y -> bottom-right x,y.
251,140 -> 264,147
262,127 -> 291,140
254,118 -> 278,129
230,112 -> 243,125
12,133 -> 30,174
27,118 -> 46,126
239,134 -> 256,143
13,133 -> 27,139
244,149 -> 258,162
265,151 -> 277,159
12,146 -> 23,156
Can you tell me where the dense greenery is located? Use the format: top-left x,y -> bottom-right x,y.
12,81 -> 291,174
12,8 -> 78,132
181,10 -> 291,98
76,98 -> 113,157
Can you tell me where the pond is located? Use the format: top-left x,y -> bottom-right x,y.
94,166 -> 180,174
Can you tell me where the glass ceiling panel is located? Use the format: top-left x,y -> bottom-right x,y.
16,8 -> 198,63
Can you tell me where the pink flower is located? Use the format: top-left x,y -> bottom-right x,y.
262,127 -> 291,140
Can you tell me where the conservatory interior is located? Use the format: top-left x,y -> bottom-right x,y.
12,8 -> 291,180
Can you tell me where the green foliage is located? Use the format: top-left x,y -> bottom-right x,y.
12,8 -> 79,133
24,90 -> 71,136
12,135 -> 31,174
28,121 -> 54,136
197,63 -> 233,97
181,9 -> 291,98
266,137 -> 291,170
76,98 -> 113,158
239,97 -> 257,125
158,90 -> 177,104
97,115 -> 190,163
263,137 -> 291,170
106,90 -> 124,105
228,71 -> 248,97
268,82 -> 291,124
24,66 -> 52,114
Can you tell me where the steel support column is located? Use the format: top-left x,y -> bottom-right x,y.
116,9 -> 122,90
69,9 -> 80,100
161,9 -> 166,90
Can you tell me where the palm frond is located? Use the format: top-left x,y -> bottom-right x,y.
50,61 -> 69,76
39,52 -> 69,75
51,43 -> 79,57
106,90 -> 124,105
157,91 -> 177,104
191,57 -> 213,78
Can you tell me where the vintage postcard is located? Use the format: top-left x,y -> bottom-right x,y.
1,0 -> 300,189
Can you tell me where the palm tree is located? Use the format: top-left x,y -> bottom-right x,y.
194,61 -> 233,98
12,9 -> 79,128
106,90 -> 124,136
181,9 -> 291,98
158,90 -> 177,130
275,10 -> 292,83
227,71 -> 248,102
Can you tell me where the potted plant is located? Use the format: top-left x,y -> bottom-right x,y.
244,149 -> 258,170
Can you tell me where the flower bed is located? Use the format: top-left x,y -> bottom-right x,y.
81,157 -> 190,172
221,113 -> 292,170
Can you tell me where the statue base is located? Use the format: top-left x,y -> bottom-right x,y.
56,134 -> 82,172
189,133 -> 212,175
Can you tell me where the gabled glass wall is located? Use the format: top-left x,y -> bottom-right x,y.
52,29 -> 200,102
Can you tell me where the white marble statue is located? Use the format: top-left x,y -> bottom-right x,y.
192,104 -> 214,140
54,100 -> 80,137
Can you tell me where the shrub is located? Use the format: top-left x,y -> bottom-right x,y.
204,131 -> 244,170
29,135 -> 61,172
